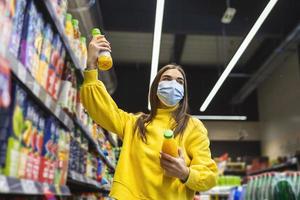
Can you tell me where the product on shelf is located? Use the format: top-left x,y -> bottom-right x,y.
162,130 -> 178,157
46,34 -> 62,97
79,36 -> 87,69
0,58 -> 11,172
18,102 -> 39,180
54,127 -> 70,185
64,13 -> 73,44
29,13 -> 44,79
245,172 -> 300,200
4,84 -> 28,177
50,0 -> 68,25
218,175 -> 241,187
0,1 -> 13,51
36,23 -> 54,88
58,61 -> 77,114
8,0 -> 26,57
39,117 -> 57,184
19,0 -> 42,73
91,28 -> 113,71
72,19 -> 81,61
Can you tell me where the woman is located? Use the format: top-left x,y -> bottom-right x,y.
80,35 -> 218,200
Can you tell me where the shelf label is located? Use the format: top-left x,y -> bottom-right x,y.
21,179 -> 38,194
33,83 -> 40,96
18,66 -> 26,82
54,106 -> 60,117
0,175 -> 9,193
45,96 -> 52,108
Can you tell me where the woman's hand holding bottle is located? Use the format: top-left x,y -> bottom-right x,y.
87,35 -> 111,70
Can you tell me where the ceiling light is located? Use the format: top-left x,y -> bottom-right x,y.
200,0 -> 278,112
193,115 -> 247,121
149,0 -> 165,110
221,7 -> 236,24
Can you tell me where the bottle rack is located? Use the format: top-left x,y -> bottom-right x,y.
0,0 -> 116,196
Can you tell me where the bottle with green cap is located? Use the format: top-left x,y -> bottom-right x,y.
65,13 -> 74,40
79,36 -> 88,69
91,28 -> 113,70
72,19 -> 81,60
162,130 -> 178,157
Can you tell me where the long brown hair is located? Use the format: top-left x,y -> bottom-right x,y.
134,64 -> 190,143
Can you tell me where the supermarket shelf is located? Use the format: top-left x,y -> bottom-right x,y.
41,0 -> 83,75
200,186 -> 234,196
67,171 -> 110,193
248,160 -> 299,176
0,175 -> 70,196
74,119 -> 116,171
0,49 -> 74,131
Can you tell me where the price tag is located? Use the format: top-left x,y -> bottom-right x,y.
21,179 -> 38,194
33,83 -> 40,96
64,118 -> 69,126
45,96 -> 52,108
0,175 -> 9,193
18,66 -> 26,83
54,106 -> 60,117
79,175 -> 84,182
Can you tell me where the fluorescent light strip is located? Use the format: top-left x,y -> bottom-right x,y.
200,0 -> 278,112
149,0 -> 165,110
194,115 -> 247,121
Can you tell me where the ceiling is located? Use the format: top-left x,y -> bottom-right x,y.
70,0 -> 300,120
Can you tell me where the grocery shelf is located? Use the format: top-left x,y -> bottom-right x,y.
74,119 -> 116,171
67,171 -> 110,193
41,0 -> 83,75
0,175 -> 71,196
247,160 -> 299,176
0,48 -> 74,131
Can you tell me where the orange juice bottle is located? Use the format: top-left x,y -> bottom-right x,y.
65,13 -> 73,42
91,28 -> 113,71
162,130 -> 178,157
72,19 -> 81,60
79,36 -> 87,69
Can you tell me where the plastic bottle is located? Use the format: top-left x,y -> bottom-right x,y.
91,28 -> 113,70
58,62 -> 72,113
245,176 -> 253,200
79,36 -> 87,69
65,13 -> 73,42
161,130 -> 178,157
273,174 -> 296,200
265,173 -> 275,200
258,174 -> 267,200
72,19 -> 81,60
294,172 -> 300,200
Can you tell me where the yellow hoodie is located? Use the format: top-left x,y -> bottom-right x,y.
80,70 -> 218,200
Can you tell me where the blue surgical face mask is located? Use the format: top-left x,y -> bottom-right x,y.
157,80 -> 184,107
